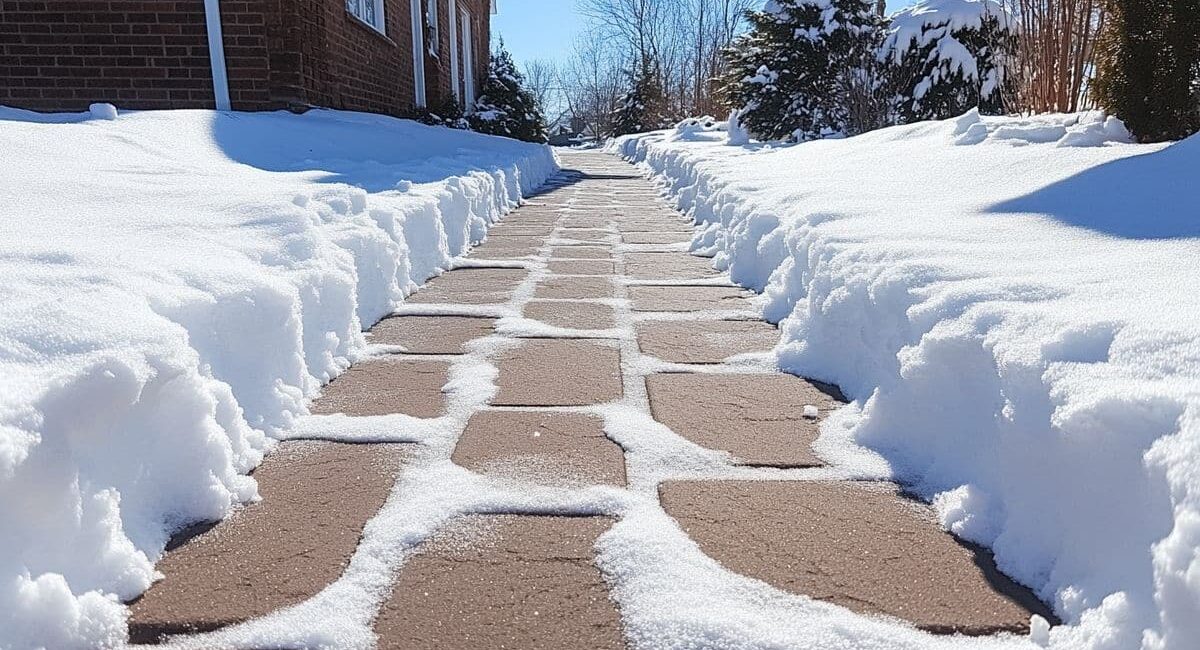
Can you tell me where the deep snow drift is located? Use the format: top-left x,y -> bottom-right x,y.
614,113 -> 1200,650
0,106 -> 556,649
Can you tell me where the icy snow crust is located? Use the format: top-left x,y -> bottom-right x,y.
613,115 -> 1200,649
0,107 -> 555,649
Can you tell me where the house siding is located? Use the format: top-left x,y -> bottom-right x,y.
0,0 -> 489,115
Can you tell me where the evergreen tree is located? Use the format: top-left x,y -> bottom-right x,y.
611,57 -> 670,136
718,0 -> 881,141
881,0 -> 1012,123
1093,0 -> 1200,142
469,42 -> 548,143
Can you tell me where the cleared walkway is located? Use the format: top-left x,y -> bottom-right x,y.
127,151 -> 1051,648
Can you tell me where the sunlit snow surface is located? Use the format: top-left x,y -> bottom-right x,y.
614,113 -> 1200,650
0,106 -> 556,648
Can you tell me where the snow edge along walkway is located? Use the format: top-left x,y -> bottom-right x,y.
0,107 -> 558,649
612,114 -> 1200,650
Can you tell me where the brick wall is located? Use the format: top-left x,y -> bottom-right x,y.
0,0 -> 490,115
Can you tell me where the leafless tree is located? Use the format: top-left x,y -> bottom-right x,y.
560,31 -> 626,139
996,0 -> 1107,113
570,0 -> 755,124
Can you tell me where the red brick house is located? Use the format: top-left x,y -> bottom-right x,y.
0,0 -> 493,116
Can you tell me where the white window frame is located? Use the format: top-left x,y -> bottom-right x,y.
460,7 -> 475,107
426,0 -> 440,57
448,0 -> 460,102
410,0 -> 428,106
346,0 -> 386,33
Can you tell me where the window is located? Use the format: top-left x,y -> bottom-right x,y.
347,0 -> 386,32
411,0 -> 428,106
426,0 -> 440,56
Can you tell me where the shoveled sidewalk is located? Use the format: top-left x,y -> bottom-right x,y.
126,151 -> 1052,648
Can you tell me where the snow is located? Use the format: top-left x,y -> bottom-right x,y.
0,106 -> 556,649
883,0 -> 1005,63
613,116 -> 1200,649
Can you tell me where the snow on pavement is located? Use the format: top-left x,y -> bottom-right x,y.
0,106 -> 556,649
613,113 -> 1200,650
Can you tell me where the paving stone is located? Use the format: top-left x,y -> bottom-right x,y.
624,252 -> 719,280
453,411 -> 625,486
636,319 -> 777,363
558,228 -> 613,242
310,358 -> 448,418
493,340 -> 623,406
129,442 -> 410,643
548,259 -> 616,275
659,481 -> 1054,635
523,301 -> 617,330
618,221 -> 690,232
375,515 -> 623,650
407,268 -> 528,305
534,276 -> 615,300
472,236 -> 545,256
369,316 -> 494,354
488,225 -> 557,237
550,246 -> 613,259
628,285 -> 753,312
645,373 -> 837,467
623,232 -> 692,244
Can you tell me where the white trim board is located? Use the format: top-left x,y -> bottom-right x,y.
202,0 -> 231,110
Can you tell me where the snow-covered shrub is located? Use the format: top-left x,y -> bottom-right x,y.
718,0 -> 883,141
469,42 -> 548,143
880,0 -> 1012,123
611,57 -> 671,137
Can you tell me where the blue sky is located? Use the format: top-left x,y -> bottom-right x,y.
493,1 -> 917,68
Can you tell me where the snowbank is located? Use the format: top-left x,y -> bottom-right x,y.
0,106 -> 556,649
613,115 -> 1200,649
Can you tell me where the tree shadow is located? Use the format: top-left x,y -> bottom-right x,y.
987,136 -> 1200,240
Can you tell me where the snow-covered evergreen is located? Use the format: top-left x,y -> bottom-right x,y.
611,57 -> 670,137
469,42 -> 548,144
880,0 -> 1012,122
718,0 -> 881,141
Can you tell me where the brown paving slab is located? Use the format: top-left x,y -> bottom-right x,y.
473,235 -> 546,254
369,316 -> 494,354
561,218 -> 613,229
624,252 -> 719,280
408,268 -> 528,305
534,276 -> 615,300
488,225 -> 557,237
453,411 -> 625,486
636,319 -> 777,363
618,221 -> 691,232
548,259 -> 616,275
559,228 -> 613,242
659,481 -> 1054,635
310,358 -> 448,418
549,245 -> 613,259
466,247 -> 537,260
129,442 -> 410,643
623,232 -> 693,244
376,515 -> 623,650
493,340 -> 623,406
523,301 -> 617,330
645,373 -> 837,467
628,285 -> 753,312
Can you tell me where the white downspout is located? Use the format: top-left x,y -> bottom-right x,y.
203,0 -> 232,111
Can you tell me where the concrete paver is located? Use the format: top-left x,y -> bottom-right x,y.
628,285 -> 753,312
547,259 -> 616,275
636,319 -> 778,363
369,316 -> 494,354
523,300 -> 617,330
623,232 -> 692,244
646,373 -> 833,467
533,276 -> 615,300
129,442 -> 410,643
624,252 -> 719,280
493,340 -> 623,406
659,480 -> 1054,635
549,246 -> 612,259
406,268 -> 528,304
375,515 -> 624,650
453,411 -> 626,486
310,358 -> 449,418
